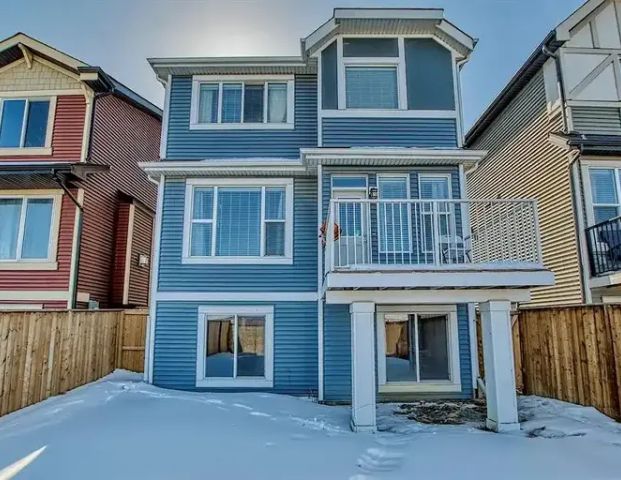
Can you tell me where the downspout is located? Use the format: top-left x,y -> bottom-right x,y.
52,172 -> 84,309
542,44 -> 592,303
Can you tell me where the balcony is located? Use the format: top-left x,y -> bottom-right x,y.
323,198 -> 553,293
586,216 -> 621,279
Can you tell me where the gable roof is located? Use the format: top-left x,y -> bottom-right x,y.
302,8 -> 476,59
0,33 -> 161,119
465,0 -> 607,146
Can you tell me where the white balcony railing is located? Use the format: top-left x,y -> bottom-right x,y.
324,199 -> 542,274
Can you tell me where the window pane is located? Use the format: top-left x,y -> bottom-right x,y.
385,314 -> 416,382
0,199 -> 22,259
332,176 -> 367,189
205,316 -> 235,377
191,223 -> 212,256
346,67 -> 398,109
267,83 -> 287,123
265,222 -> 285,256
379,177 -> 409,252
222,84 -> 242,123
243,84 -> 264,123
236,316 -> 265,377
417,314 -> 450,381
420,177 -> 450,200
265,187 -> 285,220
22,199 -> 53,259
216,188 -> 261,256
0,100 -> 26,147
590,169 -> 618,204
193,188 -> 213,220
343,38 -> 399,57
24,101 -> 50,147
594,206 -> 619,224
198,84 -> 218,123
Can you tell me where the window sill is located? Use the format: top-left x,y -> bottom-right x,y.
0,261 -> 58,271
378,382 -> 461,394
189,123 -> 295,131
196,378 -> 273,388
182,256 -> 293,265
0,147 -> 52,156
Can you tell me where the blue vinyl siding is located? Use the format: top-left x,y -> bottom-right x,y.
166,75 -> 318,159
158,176 -> 317,292
153,301 -> 318,394
321,118 -> 458,148
405,39 -> 455,110
322,303 -> 472,402
323,303 -> 351,402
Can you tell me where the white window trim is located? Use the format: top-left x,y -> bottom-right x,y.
330,174 -> 369,191
418,173 -> 454,255
582,161 -> 621,227
377,173 -> 412,254
0,96 -> 56,156
183,178 -> 293,265
190,75 -> 295,130
196,305 -> 274,388
376,304 -> 461,393
0,189 -> 62,269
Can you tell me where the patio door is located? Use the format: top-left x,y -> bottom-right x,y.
332,189 -> 369,267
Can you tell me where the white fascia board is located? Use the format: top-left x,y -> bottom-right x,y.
140,159 -> 309,176
333,8 -> 444,20
326,289 -> 532,304
325,269 -> 555,290
437,20 -> 476,52
303,18 -> 338,55
301,148 -> 488,165
555,0 -> 606,41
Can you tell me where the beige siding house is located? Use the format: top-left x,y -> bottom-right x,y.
466,0 -> 621,306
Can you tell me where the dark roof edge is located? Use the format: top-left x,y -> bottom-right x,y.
465,31 -> 560,146
78,66 -> 162,120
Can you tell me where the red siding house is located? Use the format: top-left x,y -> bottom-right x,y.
0,33 -> 161,309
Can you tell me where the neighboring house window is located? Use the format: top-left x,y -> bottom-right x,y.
196,306 -> 274,388
589,168 -> 621,224
0,194 -> 58,262
0,98 -> 51,149
378,174 -> 410,253
184,179 -> 293,264
377,307 -> 461,391
191,76 -> 294,129
419,174 -> 452,254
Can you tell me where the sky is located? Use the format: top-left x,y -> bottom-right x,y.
3,0 -> 585,130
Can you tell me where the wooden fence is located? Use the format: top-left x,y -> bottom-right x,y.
0,309 -> 147,417
478,305 -> 621,420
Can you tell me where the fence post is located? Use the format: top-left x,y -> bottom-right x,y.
115,311 -> 125,369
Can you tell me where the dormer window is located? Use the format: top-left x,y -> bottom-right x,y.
191,75 -> 294,130
345,66 -> 398,109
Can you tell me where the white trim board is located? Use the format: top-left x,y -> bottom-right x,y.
325,289 -> 532,304
154,292 -> 319,302
0,291 -> 69,301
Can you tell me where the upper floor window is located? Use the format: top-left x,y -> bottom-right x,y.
0,193 -> 60,264
190,76 -> 294,130
589,168 -> 621,224
184,179 -> 293,264
0,98 -> 52,149
345,66 -> 398,109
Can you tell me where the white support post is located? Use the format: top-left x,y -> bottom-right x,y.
480,300 -> 520,433
350,301 -> 376,433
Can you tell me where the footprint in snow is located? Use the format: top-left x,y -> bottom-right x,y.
357,447 -> 404,473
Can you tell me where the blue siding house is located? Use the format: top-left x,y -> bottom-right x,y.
143,8 -> 553,433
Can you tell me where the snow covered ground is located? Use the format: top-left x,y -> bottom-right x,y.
0,371 -> 620,480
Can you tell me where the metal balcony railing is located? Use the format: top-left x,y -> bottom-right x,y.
324,199 -> 542,274
586,216 -> 621,277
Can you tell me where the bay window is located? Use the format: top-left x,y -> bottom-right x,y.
184,179 -> 293,264
0,193 -> 59,264
191,76 -> 294,129
197,306 -> 274,388
0,98 -> 52,149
